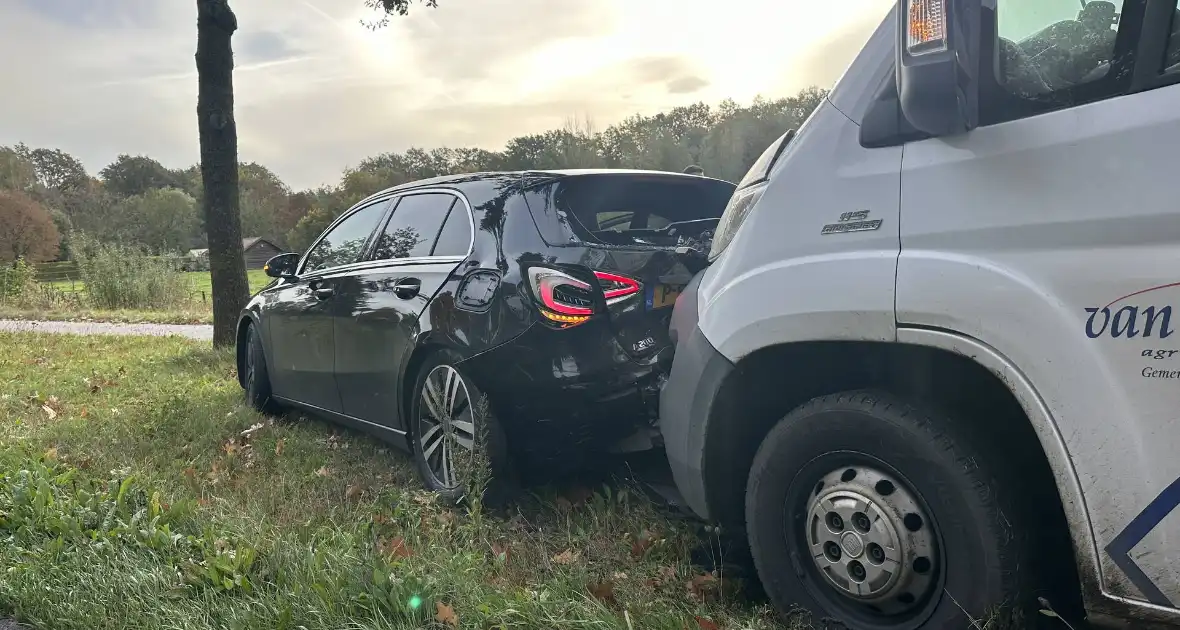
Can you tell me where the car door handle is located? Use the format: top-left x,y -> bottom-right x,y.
312,287 -> 335,300
393,278 -> 421,299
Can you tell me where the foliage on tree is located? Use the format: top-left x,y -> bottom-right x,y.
0,190 -> 60,263
0,147 -> 37,192
110,188 -> 200,254
238,163 -> 294,245
1,85 -> 825,276
20,146 -> 89,192
287,205 -> 335,252
362,0 -> 438,28
100,154 -> 183,198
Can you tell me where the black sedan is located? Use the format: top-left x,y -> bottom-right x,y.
236,169 -> 735,498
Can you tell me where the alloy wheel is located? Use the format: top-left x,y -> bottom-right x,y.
417,364 -> 477,489
245,328 -> 258,388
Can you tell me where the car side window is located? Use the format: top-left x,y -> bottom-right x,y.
303,202 -> 387,273
371,193 -> 454,261
431,201 -> 473,257
1162,8 -> 1180,73
984,0 -> 1129,124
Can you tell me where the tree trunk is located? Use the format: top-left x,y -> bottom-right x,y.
196,0 -> 248,348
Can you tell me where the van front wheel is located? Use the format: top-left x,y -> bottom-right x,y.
745,391 -> 1035,629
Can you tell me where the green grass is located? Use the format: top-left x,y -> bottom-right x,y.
44,270 -> 271,296
2,271 -> 273,325
0,306 -> 214,325
0,332 -> 792,630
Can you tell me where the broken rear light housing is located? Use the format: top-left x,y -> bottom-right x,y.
525,267 -> 640,328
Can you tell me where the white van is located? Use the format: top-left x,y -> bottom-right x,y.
658,0 -> 1180,627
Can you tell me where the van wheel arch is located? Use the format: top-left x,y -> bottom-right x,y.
701,339 -> 1085,616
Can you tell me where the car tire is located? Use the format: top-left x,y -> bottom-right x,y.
243,323 -> 282,415
408,350 -> 516,505
746,390 -> 1042,630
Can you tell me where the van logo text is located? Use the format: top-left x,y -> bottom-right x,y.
821,210 -> 882,235
1085,306 -> 1174,339
1085,282 -> 1180,339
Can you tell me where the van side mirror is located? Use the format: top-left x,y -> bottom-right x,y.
264,253 -> 301,279
896,0 -> 981,136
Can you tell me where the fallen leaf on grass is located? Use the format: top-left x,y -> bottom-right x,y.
588,581 -> 617,606
41,404 -> 57,420
552,549 -> 580,565
435,602 -> 458,627
315,466 -> 332,478
630,529 -> 656,558
647,565 -> 677,588
491,541 -> 510,563
687,573 -> 719,601
378,536 -> 413,559
564,485 -> 594,505
240,422 -> 265,438
694,616 -> 721,630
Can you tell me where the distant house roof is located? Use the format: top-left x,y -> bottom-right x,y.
186,237 -> 278,258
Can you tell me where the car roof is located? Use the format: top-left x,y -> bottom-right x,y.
363,169 -> 732,202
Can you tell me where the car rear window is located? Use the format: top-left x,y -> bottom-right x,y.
526,174 -> 735,247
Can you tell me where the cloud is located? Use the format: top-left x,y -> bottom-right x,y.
779,7 -> 892,93
15,0 -> 163,28
0,0 -> 885,191
238,31 -> 304,64
399,0 -> 616,83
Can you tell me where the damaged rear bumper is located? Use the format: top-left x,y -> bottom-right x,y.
461,319 -> 667,467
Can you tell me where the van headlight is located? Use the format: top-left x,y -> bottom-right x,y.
708,181 -> 767,261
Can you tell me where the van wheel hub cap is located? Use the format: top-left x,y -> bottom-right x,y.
803,464 -> 939,615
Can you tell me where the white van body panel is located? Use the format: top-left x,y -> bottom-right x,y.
699,99 -> 902,361
897,84 -> 1180,606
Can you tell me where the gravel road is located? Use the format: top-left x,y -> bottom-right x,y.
0,319 -> 213,342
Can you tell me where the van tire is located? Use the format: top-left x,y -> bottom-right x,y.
745,390 -> 1036,629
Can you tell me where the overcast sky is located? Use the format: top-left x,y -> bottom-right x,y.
0,0 -> 893,190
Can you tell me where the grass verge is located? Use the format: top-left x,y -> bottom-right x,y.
0,306 -> 214,325
4,271 -> 273,325
0,332 -> 790,630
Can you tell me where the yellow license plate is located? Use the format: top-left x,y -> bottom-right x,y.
648,284 -> 684,309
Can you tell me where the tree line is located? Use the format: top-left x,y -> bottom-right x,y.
0,87 -> 824,266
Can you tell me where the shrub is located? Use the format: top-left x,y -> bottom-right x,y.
72,235 -> 191,310
0,257 -> 36,300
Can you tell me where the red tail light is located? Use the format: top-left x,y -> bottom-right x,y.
593,271 -> 640,303
525,267 -> 640,327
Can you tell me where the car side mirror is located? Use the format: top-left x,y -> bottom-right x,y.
264,253 -> 300,279
896,0 -> 981,137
